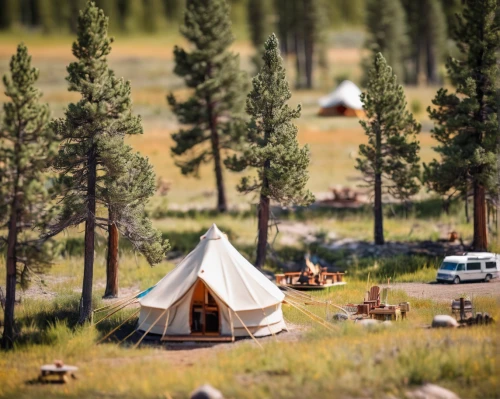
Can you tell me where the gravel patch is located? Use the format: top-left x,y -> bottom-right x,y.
384,279 -> 500,302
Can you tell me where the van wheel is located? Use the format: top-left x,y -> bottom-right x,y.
453,276 -> 460,284
484,274 -> 492,283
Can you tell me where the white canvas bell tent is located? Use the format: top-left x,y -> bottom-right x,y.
318,80 -> 364,117
136,224 -> 287,340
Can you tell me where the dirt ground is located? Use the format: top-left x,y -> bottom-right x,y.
384,279 -> 500,302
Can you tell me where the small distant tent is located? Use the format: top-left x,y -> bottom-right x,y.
137,224 -> 287,340
318,80 -> 364,117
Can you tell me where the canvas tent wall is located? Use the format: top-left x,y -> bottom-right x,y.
318,80 -> 364,117
137,224 -> 287,339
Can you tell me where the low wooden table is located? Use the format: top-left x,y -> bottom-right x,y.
370,307 -> 402,321
39,364 -> 78,383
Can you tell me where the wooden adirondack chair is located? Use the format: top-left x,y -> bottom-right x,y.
364,286 -> 380,309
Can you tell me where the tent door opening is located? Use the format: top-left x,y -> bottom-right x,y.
190,280 -> 220,335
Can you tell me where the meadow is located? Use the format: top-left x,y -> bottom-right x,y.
0,274 -> 498,399
0,31 -> 499,399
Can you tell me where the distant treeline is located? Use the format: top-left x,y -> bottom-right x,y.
0,0 -> 367,34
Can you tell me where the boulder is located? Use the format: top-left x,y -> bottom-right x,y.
190,384 -> 224,399
332,313 -> 349,321
406,383 -> 460,399
431,315 -> 459,328
357,319 -> 380,328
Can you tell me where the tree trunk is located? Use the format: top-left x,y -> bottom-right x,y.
496,88 -> 500,246
465,189 -> 470,224
425,35 -> 438,85
255,117 -> 272,269
416,36 -> 425,85
472,180 -> 488,251
104,208 -> 119,298
2,200 -> 19,350
303,0 -> 314,89
207,99 -> 227,213
255,193 -> 270,269
374,125 -> 384,245
79,144 -> 97,324
443,199 -> 450,215
374,172 -> 384,245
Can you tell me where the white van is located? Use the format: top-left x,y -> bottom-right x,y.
436,252 -> 499,284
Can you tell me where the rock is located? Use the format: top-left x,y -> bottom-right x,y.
406,383 -> 460,399
357,319 -> 380,328
431,315 -> 459,328
190,384 -> 224,399
332,313 -> 349,321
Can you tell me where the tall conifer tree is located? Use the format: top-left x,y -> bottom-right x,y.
101,138 -> 169,298
168,0 -> 248,213
425,0 -> 499,251
226,34 -> 314,268
0,44 -> 56,348
362,0 -> 409,85
356,53 -> 421,245
47,2 -> 168,321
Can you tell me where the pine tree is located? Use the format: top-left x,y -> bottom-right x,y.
425,0 -> 499,251
402,0 -> 447,85
362,0 -> 409,85
0,44 -> 56,349
167,0 -> 248,213
356,53 -> 421,245
101,139 -> 170,297
226,34 -> 314,268
46,2 -> 168,321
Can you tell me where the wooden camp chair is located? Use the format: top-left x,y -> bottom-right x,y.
363,286 -> 380,310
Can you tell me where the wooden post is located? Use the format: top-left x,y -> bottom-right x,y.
460,297 -> 465,322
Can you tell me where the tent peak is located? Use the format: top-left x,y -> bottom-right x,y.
201,223 -> 224,240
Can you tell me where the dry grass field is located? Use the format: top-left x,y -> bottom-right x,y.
1,33 -> 498,399
0,34 -> 439,207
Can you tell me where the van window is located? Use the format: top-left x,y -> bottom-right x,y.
457,264 -> 465,271
485,262 -> 497,269
440,262 -> 458,271
467,262 -> 481,271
